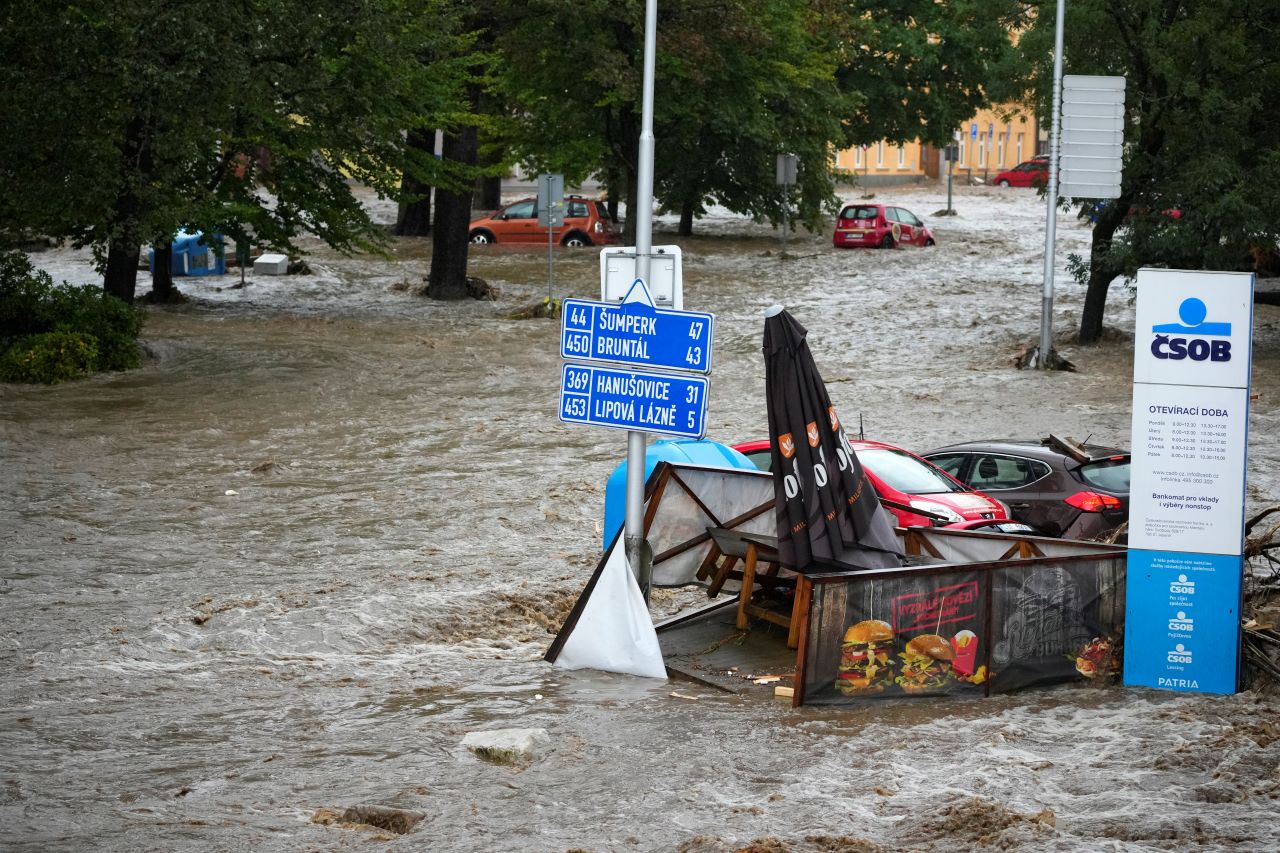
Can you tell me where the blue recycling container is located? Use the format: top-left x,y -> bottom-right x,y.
602,439 -> 757,548
148,231 -> 226,276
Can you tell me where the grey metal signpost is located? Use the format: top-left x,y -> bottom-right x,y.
776,153 -> 798,254
625,0 -> 660,600
537,173 -> 564,303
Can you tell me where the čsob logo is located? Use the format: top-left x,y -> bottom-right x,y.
1151,297 -> 1232,362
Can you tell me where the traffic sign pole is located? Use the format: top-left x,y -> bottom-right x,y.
628,0 -> 660,600
1037,0 -> 1066,370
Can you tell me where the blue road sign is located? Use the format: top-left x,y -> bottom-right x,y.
559,363 -> 709,439
561,294 -> 714,373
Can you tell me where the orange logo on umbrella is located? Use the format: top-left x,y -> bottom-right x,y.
806,421 -> 820,447
779,433 -> 796,459
827,406 -> 840,431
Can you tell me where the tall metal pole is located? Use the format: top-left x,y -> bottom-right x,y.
1038,0 -> 1066,369
625,0 -> 659,600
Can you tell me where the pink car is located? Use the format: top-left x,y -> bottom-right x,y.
832,203 -> 935,249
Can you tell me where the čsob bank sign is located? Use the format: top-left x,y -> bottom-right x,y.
1126,269 -> 1254,696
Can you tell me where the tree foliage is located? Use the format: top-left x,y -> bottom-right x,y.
0,0 -> 475,301
496,0 -> 862,235
834,0 -> 1028,148
1011,0 -> 1280,342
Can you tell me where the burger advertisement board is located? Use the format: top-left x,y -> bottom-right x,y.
801,555 -> 1127,704
823,572 -> 989,700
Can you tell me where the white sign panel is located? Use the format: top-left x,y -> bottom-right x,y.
1060,74 -> 1125,198
1132,269 -> 1254,389
1128,382 -> 1248,554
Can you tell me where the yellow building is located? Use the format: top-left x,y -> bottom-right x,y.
834,106 -> 1043,186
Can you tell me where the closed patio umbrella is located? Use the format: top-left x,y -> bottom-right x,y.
763,305 -> 903,570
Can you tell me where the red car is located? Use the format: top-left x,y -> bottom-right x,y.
993,156 -> 1049,188
832,203 -> 935,249
732,438 -> 1012,529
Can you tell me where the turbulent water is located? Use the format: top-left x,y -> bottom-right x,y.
3,185 -> 1280,852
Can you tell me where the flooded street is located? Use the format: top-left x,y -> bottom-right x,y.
4,185 -> 1280,851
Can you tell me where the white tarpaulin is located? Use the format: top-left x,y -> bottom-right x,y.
550,541 -> 668,680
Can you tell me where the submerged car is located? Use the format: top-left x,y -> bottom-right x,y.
733,438 -> 1010,529
468,195 -> 619,247
921,437 -> 1130,541
832,203 -> 935,249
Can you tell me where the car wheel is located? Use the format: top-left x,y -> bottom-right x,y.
561,232 -> 591,248
469,230 -> 494,245
879,234 -> 895,249
924,238 -> 936,247
996,179 -> 1011,188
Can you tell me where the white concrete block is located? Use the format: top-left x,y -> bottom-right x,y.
254,253 -> 289,275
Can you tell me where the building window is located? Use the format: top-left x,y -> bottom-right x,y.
978,138 -> 985,167
897,145 -> 906,168
998,133 -> 1006,166
876,142 -> 885,167
959,137 -> 967,164
1016,135 -> 1024,163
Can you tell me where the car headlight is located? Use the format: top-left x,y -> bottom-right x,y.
908,500 -> 964,524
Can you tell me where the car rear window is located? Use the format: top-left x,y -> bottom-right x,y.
839,205 -> 879,221
1078,457 -> 1130,493
858,447 -> 965,494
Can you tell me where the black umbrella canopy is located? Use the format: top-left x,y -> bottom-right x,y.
763,306 -> 903,571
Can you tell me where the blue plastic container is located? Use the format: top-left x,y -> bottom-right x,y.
602,439 -> 758,548
148,231 -> 226,276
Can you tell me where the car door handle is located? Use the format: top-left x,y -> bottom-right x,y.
1009,503 -> 1031,510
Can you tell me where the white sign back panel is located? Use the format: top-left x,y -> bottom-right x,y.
600,246 -> 683,309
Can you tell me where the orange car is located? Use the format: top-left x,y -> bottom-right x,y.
468,195 -> 620,247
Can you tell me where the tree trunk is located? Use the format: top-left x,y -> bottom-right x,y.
102,115 -> 152,304
395,128 -> 434,236
477,174 -> 502,211
678,201 -> 694,237
428,122 -> 478,300
104,240 -> 140,304
148,241 -> 178,302
1078,200 -> 1130,344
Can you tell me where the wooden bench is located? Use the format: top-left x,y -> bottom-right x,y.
697,527 -> 809,648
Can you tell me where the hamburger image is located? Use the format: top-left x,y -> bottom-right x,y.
837,619 -> 895,694
895,633 -> 956,693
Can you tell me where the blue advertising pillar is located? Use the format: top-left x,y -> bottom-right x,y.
1124,269 -> 1254,694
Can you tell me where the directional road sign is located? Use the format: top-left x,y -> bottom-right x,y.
559,363 -> 708,439
561,287 -> 714,373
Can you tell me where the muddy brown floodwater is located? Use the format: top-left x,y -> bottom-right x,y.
3,185 -> 1280,852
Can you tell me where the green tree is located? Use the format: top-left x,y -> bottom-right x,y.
834,0 -> 1028,148
0,0 -> 473,303
1013,0 -> 1280,342
496,0 -> 861,238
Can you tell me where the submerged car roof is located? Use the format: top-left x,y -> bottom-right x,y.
925,438 -> 1129,462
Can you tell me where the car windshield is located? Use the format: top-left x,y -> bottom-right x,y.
858,447 -> 965,494
840,205 -> 879,221
1078,457 -> 1131,493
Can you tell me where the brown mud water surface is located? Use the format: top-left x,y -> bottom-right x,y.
3,186 -> 1280,851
